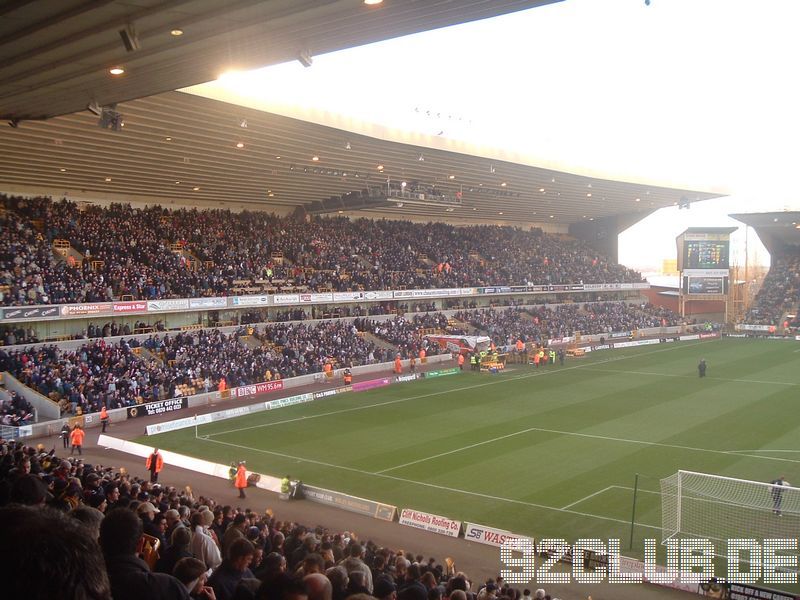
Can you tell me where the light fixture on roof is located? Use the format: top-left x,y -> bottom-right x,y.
239,119 -> 248,128
549,215 -> 554,219
312,155 -> 319,161
105,177 -> 112,182
275,156 -> 281,159
445,207 -> 455,212
171,28 -> 184,36
500,182 -> 507,187
109,66 -> 125,76
345,142 -> 351,150
364,0 -> 383,4
490,164 -> 496,174
193,186 -> 200,191
377,164 -> 384,171
165,137 -> 172,141
396,202 -> 404,208
175,181 -> 180,184
449,174 -> 455,180
418,154 -> 425,162
401,181 -> 407,188
586,193 -> 592,197
60,168 -> 66,172
498,212 -> 504,215
268,192 -> 274,197
635,197 -> 640,202
298,49 -> 313,68
236,142 -> 244,148
539,188 -> 545,193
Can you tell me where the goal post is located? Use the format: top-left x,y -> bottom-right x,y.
661,470 -> 800,555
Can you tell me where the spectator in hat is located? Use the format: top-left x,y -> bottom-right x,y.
0,505 -> 111,599
100,507 -> 190,600
374,575 -> 398,600
139,501 -> 166,548
164,507 -> 185,544
223,513 -> 249,559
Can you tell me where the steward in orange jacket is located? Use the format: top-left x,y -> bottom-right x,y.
146,448 -> 164,483
235,462 -> 248,498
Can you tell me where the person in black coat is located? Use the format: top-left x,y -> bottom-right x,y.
100,507 -> 190,600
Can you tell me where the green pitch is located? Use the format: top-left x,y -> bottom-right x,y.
143,338 -> 800,556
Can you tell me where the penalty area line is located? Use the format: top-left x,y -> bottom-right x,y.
196,435 -> 661,531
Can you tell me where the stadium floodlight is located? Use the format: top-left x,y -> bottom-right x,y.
661,470 -> 800,566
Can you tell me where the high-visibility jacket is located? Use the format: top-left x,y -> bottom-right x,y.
458,354 -> 465,366
281,477 -> 291,494
516,340 -> 524,352
218,378 -> 227,392
470,355 -> 477,364
419,349 -> 426,360
235,464 -> 248,489
146,452 -> 164,474
100,406 -> 109,421
70,428 -> 85,446
394,357 -> 402,373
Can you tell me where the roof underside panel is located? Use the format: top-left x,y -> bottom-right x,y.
0,91 -> 721,224
0,0 -> 560,120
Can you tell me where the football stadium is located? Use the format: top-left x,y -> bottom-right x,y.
1,2 -> 799,600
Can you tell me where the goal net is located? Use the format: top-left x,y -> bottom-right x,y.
661,470 -> 800,555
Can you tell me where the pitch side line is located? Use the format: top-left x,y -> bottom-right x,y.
560,486 -> 616,510
205,340 -> 717,439
198,435 -> 662,531
581,367 -> 799,387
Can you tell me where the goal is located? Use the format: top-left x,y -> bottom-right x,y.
661,470 -> 800,553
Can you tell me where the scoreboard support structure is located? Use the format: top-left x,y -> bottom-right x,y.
676,227 -> 737,322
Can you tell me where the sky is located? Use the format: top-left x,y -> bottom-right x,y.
192,0 -> 800,274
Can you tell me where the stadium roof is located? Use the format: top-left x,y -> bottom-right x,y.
730,212 -> 800,255
0,0 -> 558,121
0,0 -> 724,225
0,90 -> 723,224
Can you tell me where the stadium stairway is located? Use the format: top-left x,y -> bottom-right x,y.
238,334 -> 264,351
137,347 -> 164,365
359,331 -> 399,352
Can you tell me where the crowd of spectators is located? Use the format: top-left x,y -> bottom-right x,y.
457,302 -> 681,346
745,254 -> 800,325
355,314 -> 461,359
0,438 -> 561,600
2,194 -> 643,306
0,303 -> 679,417
0,320 -> 382,414
0,389 -> 34,425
